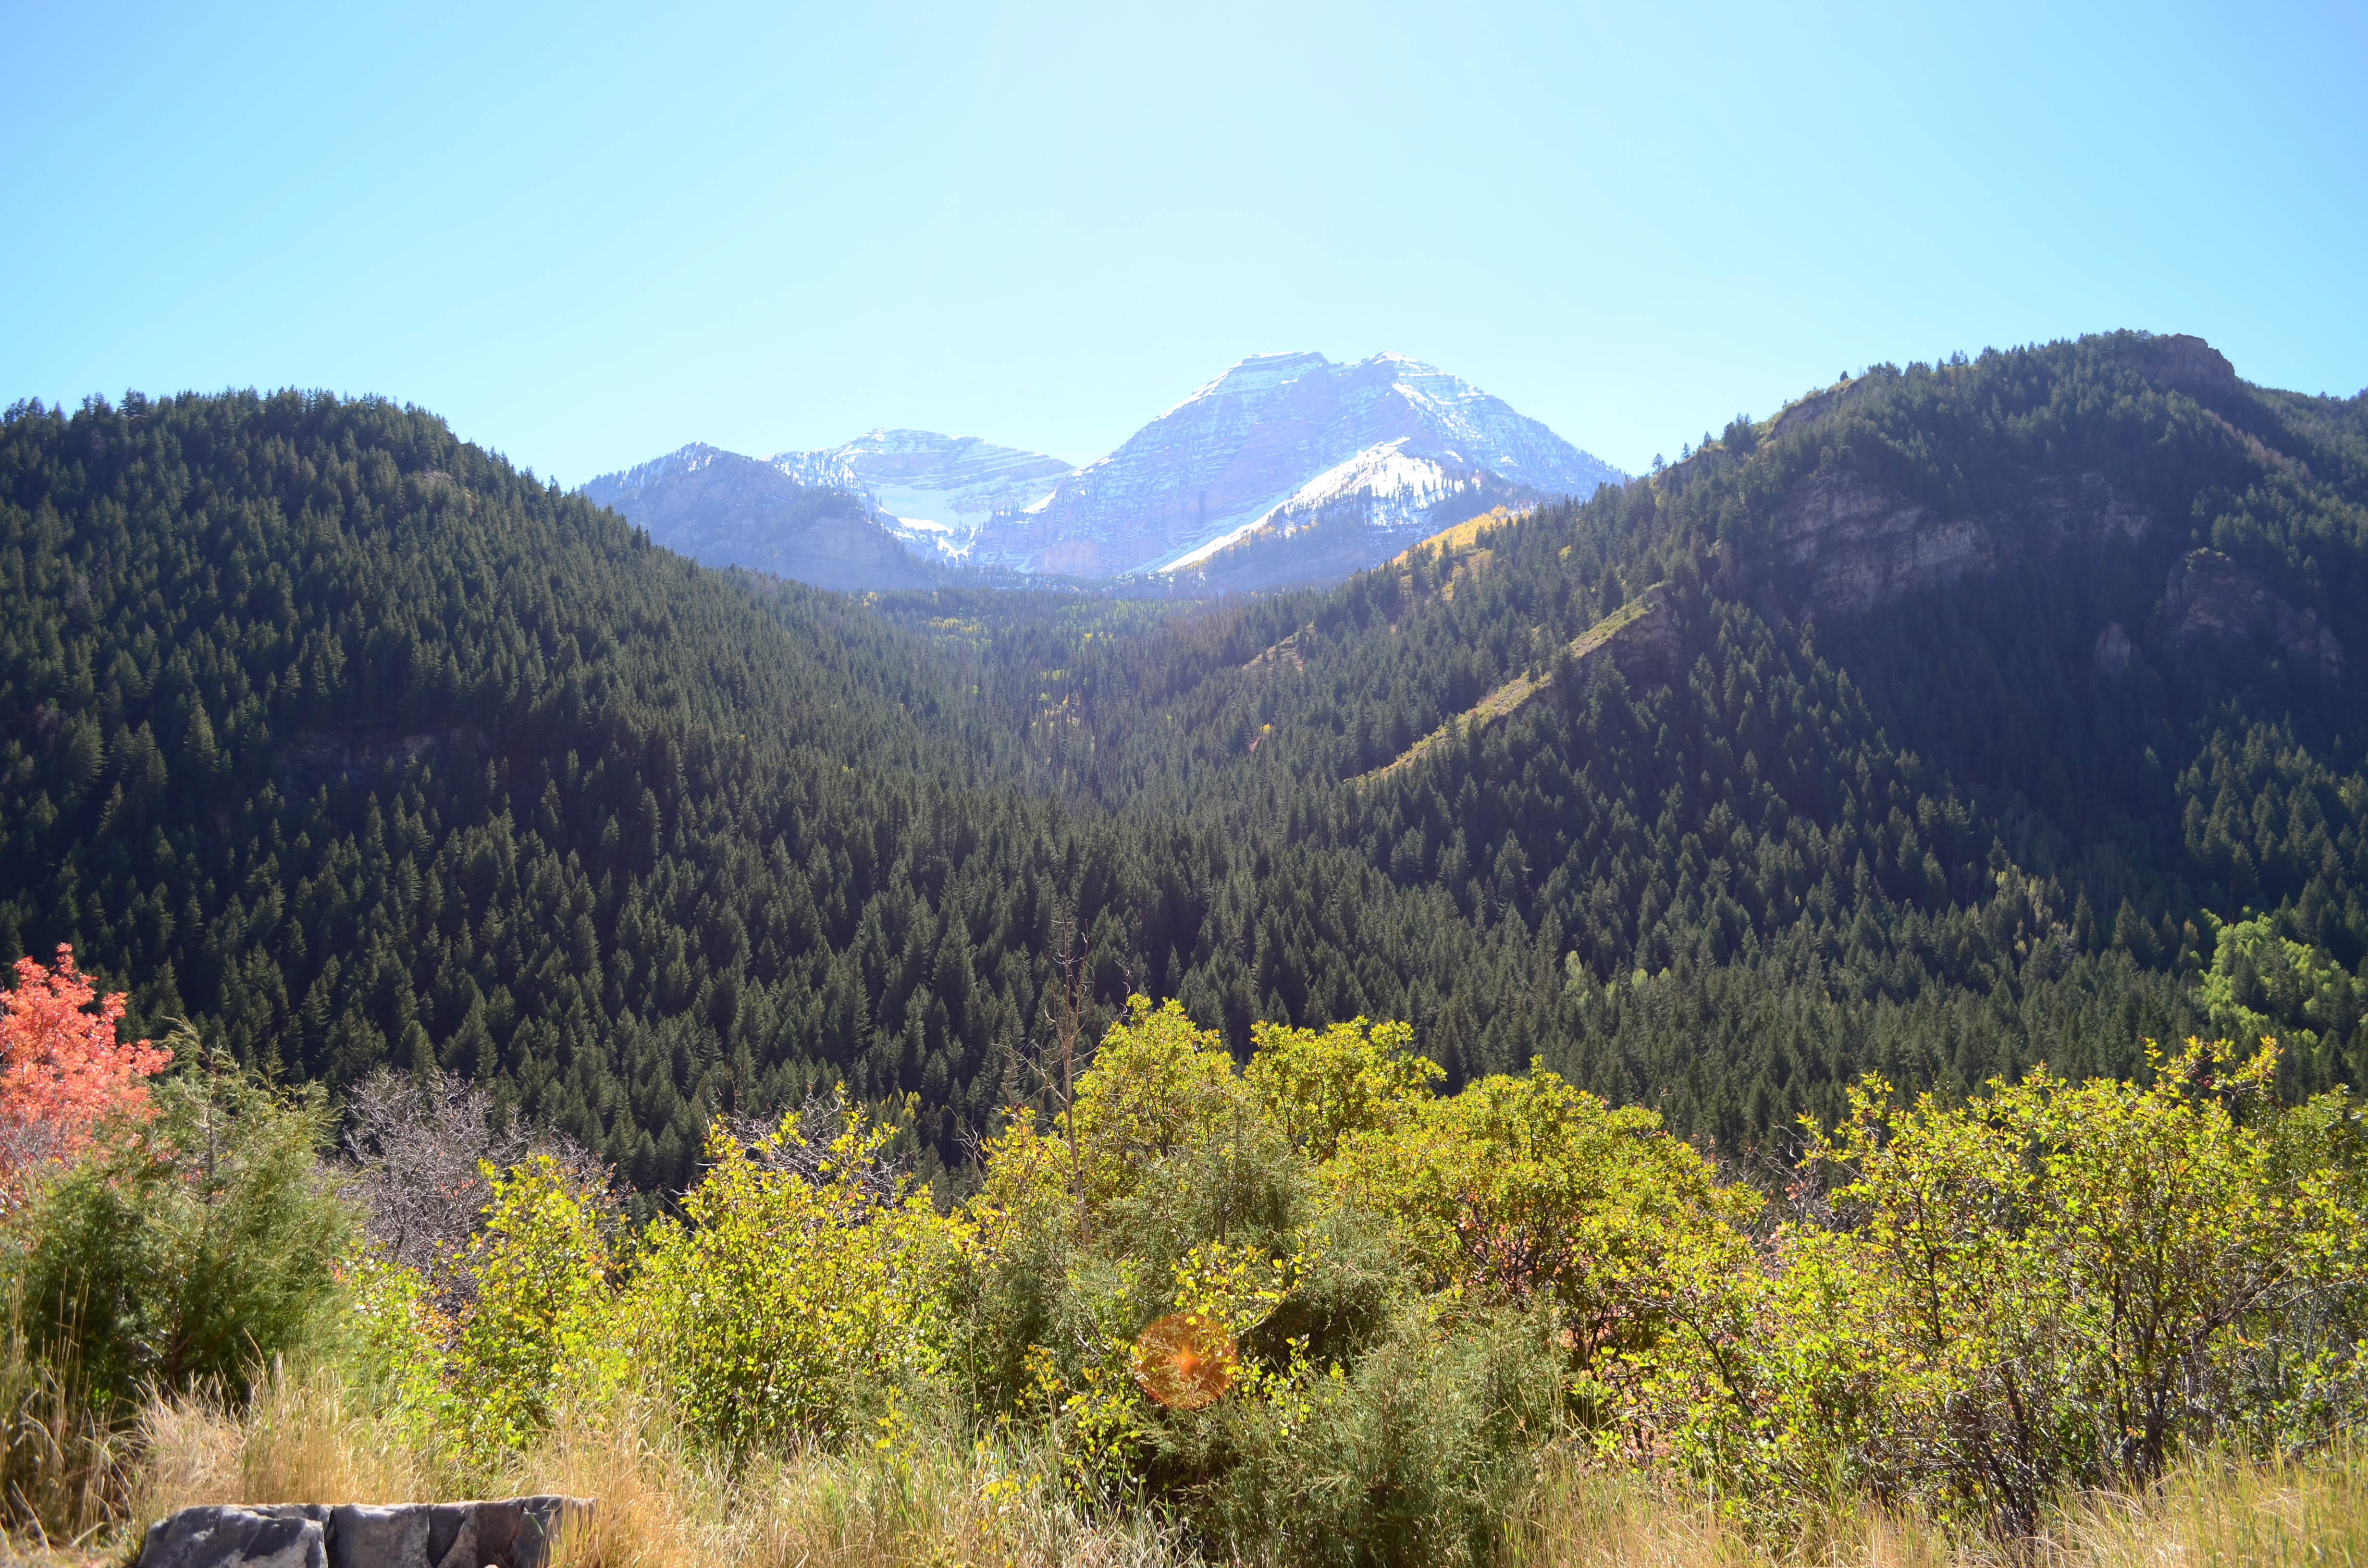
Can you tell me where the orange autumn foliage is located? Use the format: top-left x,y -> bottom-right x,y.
0,945 -> 172,1185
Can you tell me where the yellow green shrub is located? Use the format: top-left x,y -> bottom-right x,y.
1244,1014 -> 1440,1162
447,1154 -> 616,1464
625,1105 -> 960,1453
1329,1063 -> 1759,1382
1632,1038 -> 2368,1538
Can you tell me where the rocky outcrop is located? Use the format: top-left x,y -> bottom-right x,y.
2111,332 -> 2237,394
136,1497 -> 589,1568
1579,584 -> 1682,689
2163,549 -> 2342,679
1241,630 -> 1306,674
2095,622 -> 2134,675
1762,469 -> 2150,618
279,726 -> 488,794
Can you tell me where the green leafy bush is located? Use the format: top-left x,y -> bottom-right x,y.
445,1154 -> 617,1463
952,998 -> 1559,1565
1,1049 -> 350,1407
624,1104 -> 957,1453
1629,1038 -> 2368,1537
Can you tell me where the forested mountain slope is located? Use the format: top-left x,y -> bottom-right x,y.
884,332 -> 2368,1135
0,392 -> 1552,1197
4,333 -> 2364,1193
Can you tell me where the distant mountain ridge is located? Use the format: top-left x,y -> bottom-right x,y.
1008,351 -> 1622,577
582,352 -> 1620,591
580,445 -> 939,592
777,429 -> 1076,561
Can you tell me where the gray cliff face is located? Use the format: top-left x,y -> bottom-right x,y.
2163,549 -> 2343,679
581,444 -> 937,593
1758,468 -> 2152,618
999,352 -> 1622,577
2095,622 -> 2135,674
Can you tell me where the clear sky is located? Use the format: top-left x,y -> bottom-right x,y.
4,0 -> 2362,485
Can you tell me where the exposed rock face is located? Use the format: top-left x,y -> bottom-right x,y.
2113,332 -> 2238,394
2163,549 -> 2343,679
279,726 -> 486,795
1762,469 -> 2150,618
1008,352 -> 1621,578
1578,584 -> 1682,691
2095,622 -> 2134,675
136,1497 -> 588,1568
775,429 -> 1075,563
581,444 -> 937,592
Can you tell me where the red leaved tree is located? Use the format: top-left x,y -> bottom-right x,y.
0,944 -> 173,1193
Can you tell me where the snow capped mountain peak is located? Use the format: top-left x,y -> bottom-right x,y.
583,353 -> 1619,591
1004,351 -> 1621,577
1161,350 -> 1332,417
746,429 -> 1075,561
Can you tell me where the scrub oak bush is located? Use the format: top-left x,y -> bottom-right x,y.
625,1105 -> 958,1453
300,1010 -> 2368,1554
11,981 -> 2368,1561
1616,1037 -> 2368,1537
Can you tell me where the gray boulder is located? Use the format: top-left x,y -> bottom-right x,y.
135,1497 -> 590,1568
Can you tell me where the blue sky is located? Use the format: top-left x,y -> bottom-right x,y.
3,0 -> 2362,484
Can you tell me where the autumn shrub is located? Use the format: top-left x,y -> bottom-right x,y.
10,950 -> 2367,1565
1244,1015 -> 1441,1163
439,1154 -> 619,1468
950,998 -> 1565,1565
1,1054 -> 349,1409
0,945 -> 171,1200
1328,1062 -> 1762,1428
1626,1038 -> 2368,1540
623,1102 -> 958,1455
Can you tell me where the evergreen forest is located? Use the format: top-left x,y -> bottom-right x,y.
5,330 -> 2368,1200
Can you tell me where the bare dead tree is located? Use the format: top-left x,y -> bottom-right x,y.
718,1088 -> 910,1207
341,1066 -> 610,1311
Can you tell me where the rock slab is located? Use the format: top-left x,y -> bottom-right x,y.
2163,548 -> 2343,680
135,1497 -> 590,1568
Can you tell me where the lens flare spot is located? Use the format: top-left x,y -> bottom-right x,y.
1132,1311 -> 1236,1409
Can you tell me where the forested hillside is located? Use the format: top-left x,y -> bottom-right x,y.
5,333 -> 2365,1192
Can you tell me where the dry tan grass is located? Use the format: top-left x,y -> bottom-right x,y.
497,1395 -> 1188,1568
2041,1452 -> 2368,1567
132,1360 -> 450,1521
1499,1448 -> 2368,1568
19,1370 -> 2366,1568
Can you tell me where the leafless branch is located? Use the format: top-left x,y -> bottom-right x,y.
717,1088 -> 909,1207
340,1066 -> 610,1311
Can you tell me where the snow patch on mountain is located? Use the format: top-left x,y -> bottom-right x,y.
583,353 -> 1617,591
1005,352 -> 1622,579
769,429 -> 1073,563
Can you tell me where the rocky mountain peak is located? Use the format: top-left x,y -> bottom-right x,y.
581,353 -> 1617,589
1007,352 -> 1621,577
